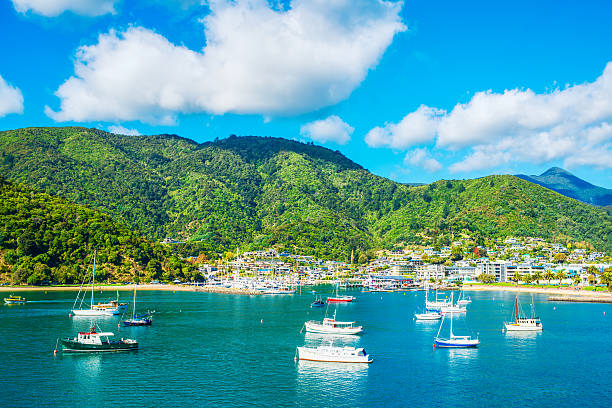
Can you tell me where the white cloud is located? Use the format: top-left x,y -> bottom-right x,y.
11,0 -> 118,17
365,105 -> 442,149
107,125 -> 141,136
300,115 -> 353,145
0,75 -> 24,117
47,0 -> 406,124
403,148 -> 442,172
367,62 -> 612,172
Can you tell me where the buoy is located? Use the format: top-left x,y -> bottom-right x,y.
53,349 -> 57,356
68,313 -> 72,317
553,306 -> 556,310
501,328 -> 505,333
432,343 -> 436,348
260,319 -> 263,324
117,323 -> 121,328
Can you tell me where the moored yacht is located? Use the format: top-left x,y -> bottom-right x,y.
71,250 -> 127,316
504,295 -> 543,332
60,323 -> 138,352
296,344 -> 372,363
434,311 -> 479,348
305,311 -> 363,335
415,310 -> 442,320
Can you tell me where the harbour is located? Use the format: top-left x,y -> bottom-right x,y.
1,287 -> 611,407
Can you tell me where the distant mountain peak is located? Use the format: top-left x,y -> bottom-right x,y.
541,166 -> 571,176
516,167 -> 612,206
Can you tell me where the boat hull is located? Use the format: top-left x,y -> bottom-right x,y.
434,338 -> 479,348
327,297 -> 354,303
297,347 -> 372,363
4,299 -> 26,305
415,313 -> 441,320
123,318 -> 152,326
305,322 -> 363,335
72,309 -> 121,316
504,323 -> 543,332
60,338 -> 138,352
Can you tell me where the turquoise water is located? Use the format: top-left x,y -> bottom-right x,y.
1,288 -> 611,407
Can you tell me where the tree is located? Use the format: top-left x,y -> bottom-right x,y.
451,246 -> 463,261
572,274 -> 581,286
510,271 -> 521,284
553,253 -> 567,264
556,271 -> 567,285
532,271 -> 542,285
544,270 -> 555,285
477,273 -> 495,284
601,269 -> 612,289
523,274 -> 533,285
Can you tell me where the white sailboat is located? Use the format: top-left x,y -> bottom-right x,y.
504,295 -> 543,332
415,278 -> 442,320
71,250 -> 127,316
456,288 -> 472,305
434,310 -> 479,348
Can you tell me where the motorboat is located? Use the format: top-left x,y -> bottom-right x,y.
305,311 -> 363,335
60,323 -> 138,352
296,344 -> 372,363
4,294 -> 26,304
415,311 -> 442,320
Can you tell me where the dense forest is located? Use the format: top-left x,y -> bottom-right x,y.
0,127 -> 610,281
0,177 -> 196,284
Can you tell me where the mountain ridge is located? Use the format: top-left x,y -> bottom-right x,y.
516,167 -> 612,206
0,127 -> 610,257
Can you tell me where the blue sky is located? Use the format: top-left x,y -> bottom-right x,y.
0,0 -> 611,187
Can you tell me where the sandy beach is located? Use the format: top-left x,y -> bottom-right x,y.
464,284 -> 612,298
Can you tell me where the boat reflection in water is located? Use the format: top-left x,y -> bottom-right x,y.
296,358 -> 369,405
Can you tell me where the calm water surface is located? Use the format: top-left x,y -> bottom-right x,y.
1,287 -> 611,407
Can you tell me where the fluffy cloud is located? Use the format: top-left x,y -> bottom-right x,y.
0,75 -> 24,117
47,0 -> 406,123
11,0 -> 118,17
365,105 -> 442,149
367,62 -> 612,172
300,115 -> 353,145
107,125 -> 141,136
403,148 -> 441,172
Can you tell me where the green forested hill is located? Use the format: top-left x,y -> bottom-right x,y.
0,177 -> 194,284
0,127 -> 610,261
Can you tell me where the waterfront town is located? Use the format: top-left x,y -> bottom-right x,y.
182,236 -> 611,289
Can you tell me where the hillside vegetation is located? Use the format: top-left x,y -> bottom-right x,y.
0,127 -> 610,264
0,177 -> 194,284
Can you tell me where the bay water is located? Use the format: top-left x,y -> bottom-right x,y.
1,287 -> 610,407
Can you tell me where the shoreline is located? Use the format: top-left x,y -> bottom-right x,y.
463,284 -> 612,298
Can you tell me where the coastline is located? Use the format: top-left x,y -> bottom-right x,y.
463,284 -> 612,298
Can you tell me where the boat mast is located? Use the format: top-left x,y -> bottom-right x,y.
449,310 -> 454,338
515,295 -> 519,322
132,283 -> 137,319
91,250 -> 97,308
530,295 -> 534,319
